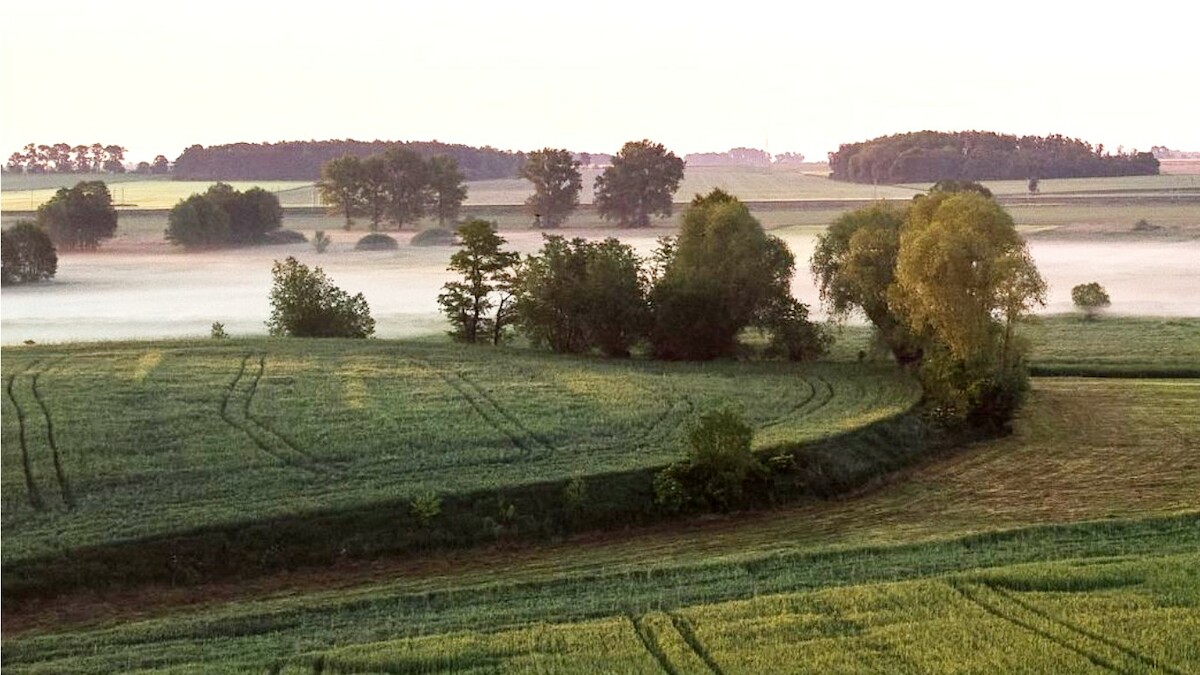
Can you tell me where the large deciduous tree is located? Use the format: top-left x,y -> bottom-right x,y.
438,219 -> 519,344
381,147 -> 429,229
810,203 -> 923,365
36,181 -> 118,250
520,148 -> 582,228
165,183 -> 281,249
426,155 -> 468,226
594,140 -> 685,227
1,221 -> 58,285
649,189 -> 808,360
318,155 -> 366,229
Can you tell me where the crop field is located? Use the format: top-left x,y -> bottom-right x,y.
903,173 -> 1200,197
0,339 -> 919,565
3,373 -> 1196,673
0,178 -> 320,211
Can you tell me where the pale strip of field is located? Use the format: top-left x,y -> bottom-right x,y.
902,174 -> 1200,195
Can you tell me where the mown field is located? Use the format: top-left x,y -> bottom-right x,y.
1,339 -> 919,565
4,373 -> 1196,673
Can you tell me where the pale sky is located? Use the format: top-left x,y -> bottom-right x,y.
2,1 -> 1196,164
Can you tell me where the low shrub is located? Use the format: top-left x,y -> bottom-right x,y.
354,233 -> 399,251
263,229 -> 307,245
411,227 -> 457,246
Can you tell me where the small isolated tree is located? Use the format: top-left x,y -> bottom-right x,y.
267,257 -> 374,338
594,140 -> 685,227
1,221 -> 58,285
437,220 -> 518,344
426,155 -> 468,226
520,148 -> 582,228
1027,177 -> 1040,194
318,155 -> 365,229
655,407 -> 764,513
1072,282 -> 1111,320
312,230 -> 331,253
36,181 -> 118,250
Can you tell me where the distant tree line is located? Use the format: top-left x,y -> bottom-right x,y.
173,140 -> 523,181
1151,146 -> 1200,159
829,131 -> 1159,183
683,148 -> 807,167
438,189 -> 828,362
317,149 -> 467,230
5,143 -> 131,174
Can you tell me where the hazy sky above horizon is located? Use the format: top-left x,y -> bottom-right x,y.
2,1 -> 1196,164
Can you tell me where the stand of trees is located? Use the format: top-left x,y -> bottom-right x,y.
317,151 -> 468,230
175,140 -> 522,181
36,181 -> 118,250
166,183 -> 283,248
812,185 -> 1046,426
267,257 -> 374,338
829,131 -> 1159,184
438,190 -> 827,362
1,222 -> 57,285
5,143 -> 128,174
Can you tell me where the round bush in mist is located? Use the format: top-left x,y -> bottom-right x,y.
410,227 -> 457,247
263,229 -> 308,245
355,233 -> 399,251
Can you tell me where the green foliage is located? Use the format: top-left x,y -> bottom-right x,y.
380,147 -> 430,229
409,492 -> 442,526
810,202 -> 922,364
35,181 -> 117,250
210,321 -> 228,339
312,230 -> 331,254
427,155 -> 468,226
165,193 -> 231,248
657,407 -> 764,512
930,179 -> 994,198
1071,282 -> 1112,320
438,220 -> 519,344
520,148 -> 583,227
263,229 -> 307,245
410,227 -> 456,247
266,257 -> 375,338
594,140 -> 685,227
649,189 -> 801,360
760,297 -> 831,361
515,235 -> 649,356
1,221 -> 57,285
165,183 -> 282,249
317,155 -> 366,229
353,233 -> 399,251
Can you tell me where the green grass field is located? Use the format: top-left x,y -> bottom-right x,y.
3,372 -> 1196,673
0,339 -> 918,565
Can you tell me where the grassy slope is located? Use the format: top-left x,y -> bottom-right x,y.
1,339 -> 918,563
4,374 -> 1197,673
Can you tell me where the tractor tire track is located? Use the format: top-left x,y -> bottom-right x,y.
988,584 -> 1185,675
949,581 -> 1128,673
30,361 -> 75,509
628,613 -> 678,675
5,362 -> 46,510
758,376 -> 820,430
243,355 -> 333,472
453,369 -> 557,455
219,354 -> 322,475
669,612 -> 724,674
413,359 -> 544,461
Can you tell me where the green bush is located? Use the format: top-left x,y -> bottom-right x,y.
266,257 -> 375,338
264,229 -> 307,245
411,227 -> 457,246
312,230 -> 332,253
354,233 -> 399,251
655,407 -> 765,512
1,221 -> 57,285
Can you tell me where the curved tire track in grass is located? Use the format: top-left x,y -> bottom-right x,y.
219,354 -> 323,476
628,613 -> 678,675
988,583 -> 1185,675
948,580 -> 1127,673
243,355 -> 335,473
5,362 -> 46,511
30,361 -> 75,510
668,612 -> 724,674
